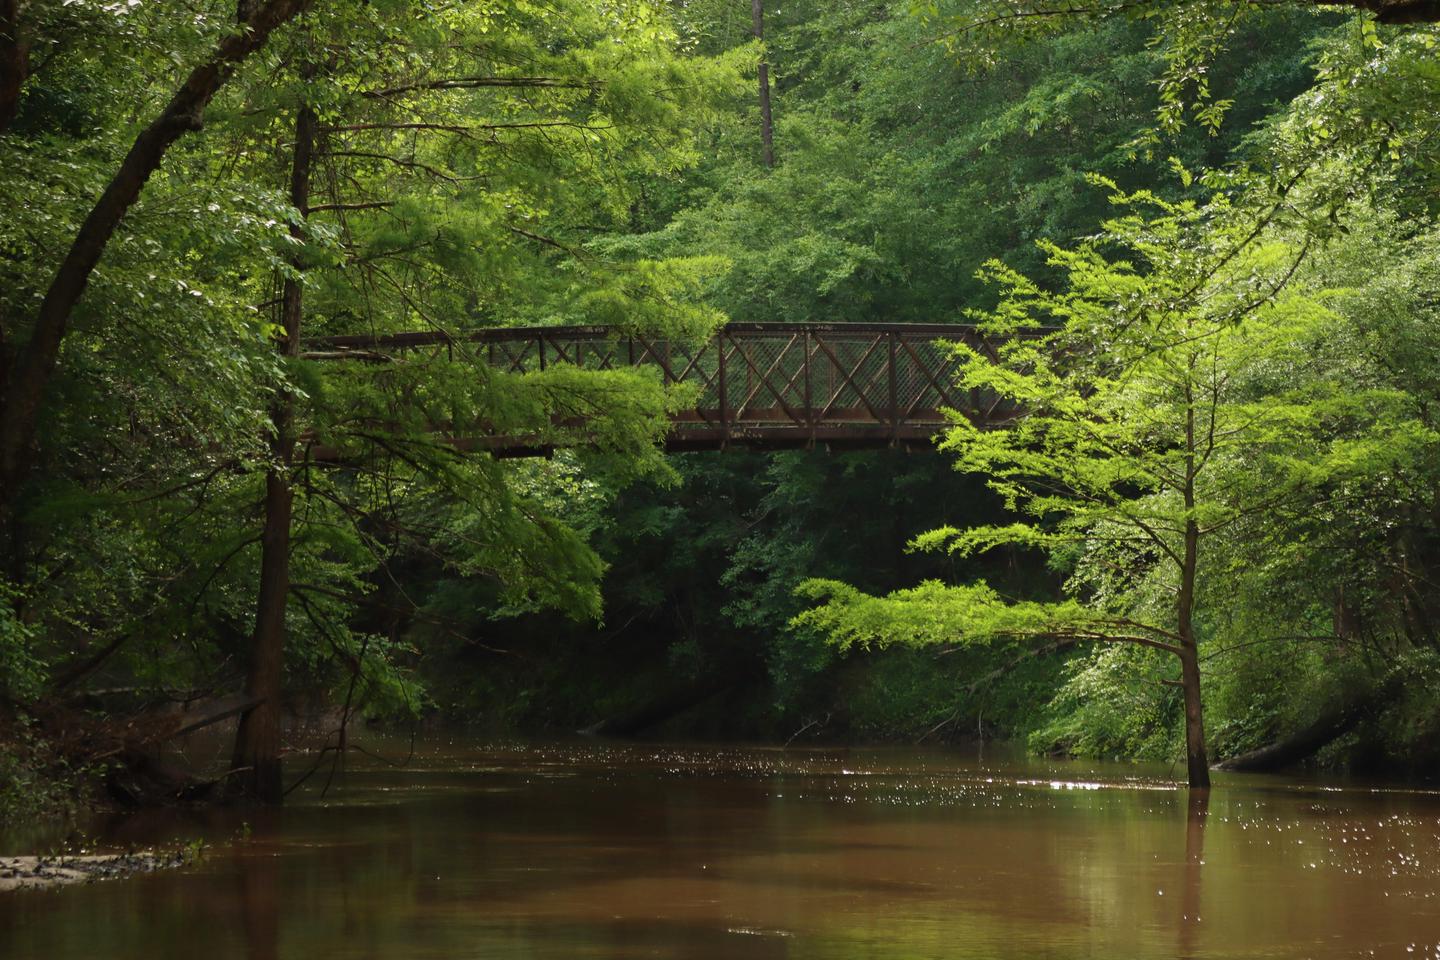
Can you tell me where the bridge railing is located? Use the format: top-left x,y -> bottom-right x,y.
305,322 -> 1009,452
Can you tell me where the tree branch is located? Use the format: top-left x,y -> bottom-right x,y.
0,0 -> 313,506
360,75 -> 596,99
306,200 -> 394,213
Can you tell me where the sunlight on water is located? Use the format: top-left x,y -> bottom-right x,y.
3,738 -> 1440,959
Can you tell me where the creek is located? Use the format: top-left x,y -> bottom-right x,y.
3,738 -> 1439,958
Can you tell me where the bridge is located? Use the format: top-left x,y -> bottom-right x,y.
304,322 -> 1009,456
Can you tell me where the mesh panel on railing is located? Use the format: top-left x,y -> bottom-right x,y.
469,328 -> 968,432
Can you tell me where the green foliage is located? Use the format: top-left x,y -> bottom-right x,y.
9,0 -> 1440,782
0,720 -> 98,826
1026,645 -> 1182,761
404,0 -> 1440,758
911,1 -> 1367,139
0,0 -> 751,775
796,177 -> 1435,769
0,582 -> 42,704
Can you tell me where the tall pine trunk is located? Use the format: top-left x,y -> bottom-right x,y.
229,101 -> 316,804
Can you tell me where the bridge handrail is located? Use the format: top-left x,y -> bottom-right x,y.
303,321 -> 982,351
299,321 -> 1018,455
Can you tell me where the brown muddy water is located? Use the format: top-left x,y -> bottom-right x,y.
3,739 -> 1440,959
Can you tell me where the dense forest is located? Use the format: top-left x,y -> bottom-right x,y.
5,0 -> 1440,814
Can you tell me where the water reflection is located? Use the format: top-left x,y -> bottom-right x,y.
239,841 -> 278,960
2,741 -> 1440,959
1178,788 -> 1208,959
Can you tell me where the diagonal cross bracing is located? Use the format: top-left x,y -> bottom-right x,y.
303,321 -> 1006,456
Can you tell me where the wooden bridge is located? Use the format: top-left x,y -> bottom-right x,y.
304,322 -> 1008,456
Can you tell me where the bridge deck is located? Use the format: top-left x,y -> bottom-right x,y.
304,322 -> 1007,455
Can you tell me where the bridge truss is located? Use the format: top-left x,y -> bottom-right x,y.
305,322 -> 1007,455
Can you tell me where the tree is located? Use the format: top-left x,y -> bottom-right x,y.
793,180 -> 1433,788
214,0 -> 743,800
751,0 -> 775,167
917,0 -> 1440,143
0,0 -> 745,805
228,89 -> 316,803
0,0 -> 312,548
511,0 -> 1331,744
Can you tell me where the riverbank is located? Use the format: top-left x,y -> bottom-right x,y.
0,850 -> 191,893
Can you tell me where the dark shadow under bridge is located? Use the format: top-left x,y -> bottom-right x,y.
304,322 -> 1009,456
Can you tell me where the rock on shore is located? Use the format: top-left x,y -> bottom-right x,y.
0,851 -> 189,892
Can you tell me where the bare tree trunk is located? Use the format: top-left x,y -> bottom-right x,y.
229,101 -> 316,804
751,0 -> 774,168
0,0 -> 312,541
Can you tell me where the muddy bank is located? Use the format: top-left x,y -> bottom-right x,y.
0,850 -> 190,892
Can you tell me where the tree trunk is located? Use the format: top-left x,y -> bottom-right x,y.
1178,388 -> 1210,790
1178,639 -> 1210,789
751,0 -> 774,168
1217,674 -> 1402,772
229,101 -> 316,804
229,470 -> 293,802
0,0 -> 312,538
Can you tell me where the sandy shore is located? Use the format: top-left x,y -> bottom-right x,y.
0,851 -> 190,892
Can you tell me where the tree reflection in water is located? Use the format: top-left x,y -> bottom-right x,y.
1179,788 -> 1209,959
239,815 -> 279,960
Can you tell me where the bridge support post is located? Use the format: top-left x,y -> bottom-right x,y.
803,329 -> 814,448
717,329 -> 729,448
888,331 -> 899,446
